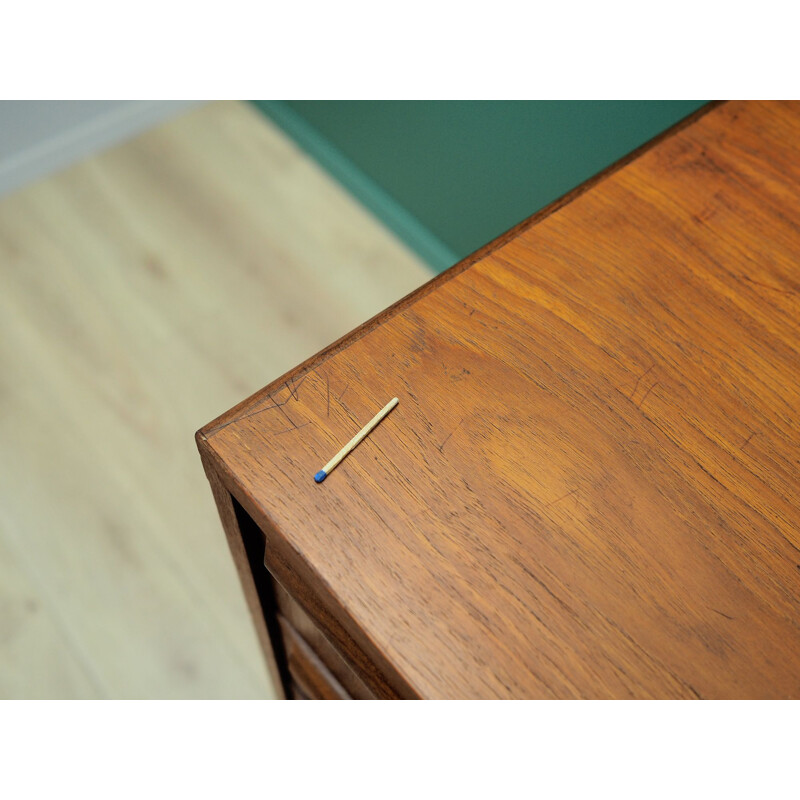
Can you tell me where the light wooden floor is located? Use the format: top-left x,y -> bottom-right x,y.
0,101 -> 431,698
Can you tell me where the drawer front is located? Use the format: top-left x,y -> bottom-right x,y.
274,581 -> 376,700
279,617 -> 350,700
291,682 -> 310,700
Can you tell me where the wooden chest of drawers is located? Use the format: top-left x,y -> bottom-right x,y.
198,101 -> 800,698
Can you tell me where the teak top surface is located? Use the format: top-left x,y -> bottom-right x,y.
200,101 -> 800,699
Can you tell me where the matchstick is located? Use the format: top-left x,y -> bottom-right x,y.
314,397 -> 399,483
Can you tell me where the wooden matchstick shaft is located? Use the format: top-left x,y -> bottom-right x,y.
322,397 -> 398,476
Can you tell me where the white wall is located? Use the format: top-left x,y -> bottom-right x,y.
0,101 -> 200,197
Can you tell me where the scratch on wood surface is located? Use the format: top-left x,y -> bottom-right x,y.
637,381 -> 660,409
438,419 -> 464,453
545,489 -> 578,508
211,374 -> 313,435
286,375 -> 306,402
274,422 -> 309,436
630,364 -> 655,400
740,431 -> 757,450
203,390 -> 292,436
274,394 -> 300,429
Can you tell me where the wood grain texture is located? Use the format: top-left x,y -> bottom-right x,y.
200,101 -> 800,699
278,617 -> 350,700
273,580 -> 376,698
0,100 -> 430,698
199,452 -> 289,698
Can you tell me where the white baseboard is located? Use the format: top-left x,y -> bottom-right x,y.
0,100 -> 202,198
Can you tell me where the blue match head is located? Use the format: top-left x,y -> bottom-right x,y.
314,470 -> 327,483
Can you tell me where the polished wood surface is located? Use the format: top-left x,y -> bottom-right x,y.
0,101 -> 429,698
199,101 -> 800,698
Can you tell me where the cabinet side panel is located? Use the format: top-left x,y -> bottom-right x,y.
199,443 -> 290,698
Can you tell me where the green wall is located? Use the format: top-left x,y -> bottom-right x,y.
254,101 -> 707,272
